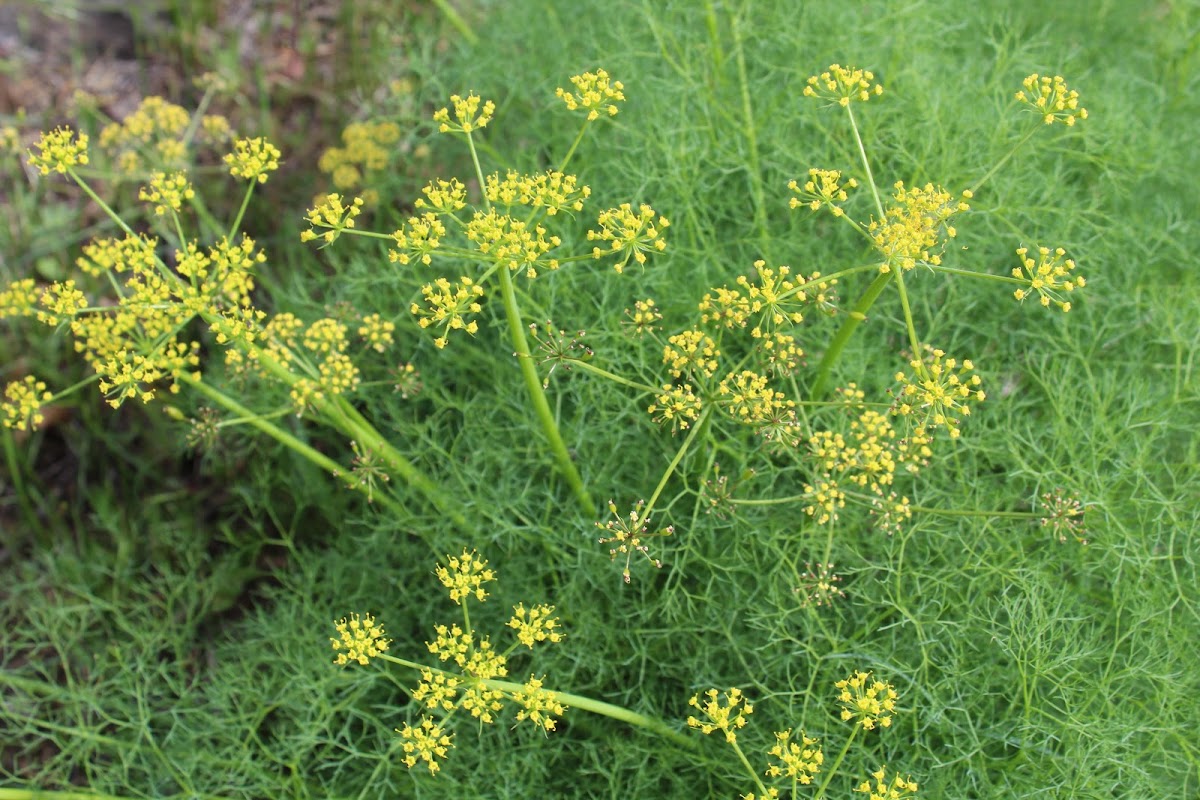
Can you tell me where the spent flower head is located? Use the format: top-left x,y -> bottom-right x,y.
803,64 -> 884,106
433,93 -> 496,133
687,687 -> 753,743
556,69 -> 626,120
794,562 -> 846,608
28,127 -> 90,174
1012,245 -> 1085,312
1039,487 -> 1088,544
596,499 -> 673,583
330,612 -> 391,666
836,670 -> 898,731
1016,74 -> 1088,126
436,548 -> 497,604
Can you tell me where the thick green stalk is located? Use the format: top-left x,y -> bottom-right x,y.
495,265 -> 594,515
809,270 -> 892,400
378,654 -> 692,747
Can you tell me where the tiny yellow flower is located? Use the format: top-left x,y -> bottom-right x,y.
139,171 -> 195,216
436,548 -> 496,604
397,716 -> 454,774
301,193 -> 365,246
507,603 -> 564,648
556,69 -> 626,120
803,64 -> 884,106
788,168 -> 858,215
1012,245 -> 1085,312
836,670 -> 898,731
224,137 -> 281,183
648,383 -> 703,433
28,127 -> 90,175
330,612 -> 391,666
588,203 -> 670,272
1015,74 -> 1087,126
513,675 -> 567,732
357,313 -> 395,352
766,729 -> 823,783
686,687 -> 753,744
855,765 -> 919,799
1,376 -> 54,432
432,93 -> 496,133
892,346 -> 985,439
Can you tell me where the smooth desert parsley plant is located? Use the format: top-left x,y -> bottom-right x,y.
299,70 -> 668,517
329,549 -> 688,776
4,109 -> 468,530
687,671 -> 912,800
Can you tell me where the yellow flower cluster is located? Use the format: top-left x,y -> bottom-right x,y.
718,369 -> 794,423
436,548 -> 497,603
301,193 -> 365,245
893,346 -> 984,439
224,137 -> 281,183
836,670 -> 898,730
588,203 -> 670,272
466,209 -> 561,278
687,687 -> 753,744
357,313 -> 395,353
1,375 -> 53,432
803,64 -> 884,106
663,328 -> 720,379
397,717 -> 454,775
624,298 -> 662,336
789,168 -> 858,216
410,276 -> 484,349
318,119 -> 401,193
556,69 -> 625,120
1016,74 -> 1087,126
485,170 -> 591,215
394,550 -> 566,774
415,177 -> 468,214
139,171 -> 195,216
1012,245 -> 1085,311
595,499 -> 672,583
855,766 -> 919,799
27,127 -> 90,175
648,383 -> 703,432
869,182 -> 971,272
802,476 -> 846,525
97,97 -> 227,173
433,92 -> 496,133
389,212 -> 446,266
330,612 -> 391,666
766,729 -> 824,783
506,602 -> 565,648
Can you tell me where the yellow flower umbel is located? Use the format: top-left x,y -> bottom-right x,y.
869,183 -> 971,272
433,93 -> 496,133
648,383 -> 703,432
139,171 -> 195,216
330,612 -> 391,666
506,603 -> 565,648
892,346 -> 985,439
300,193 -> 365,246
410,277 -> 484,349
224,137 -> 282,183
803,64 -> 884,106
1012,245 -> 1085,311
1016,74 -> 1088,126
855,766 -> 919,799
397,717 -> 454,775
556,69 -> 626,120
588,203 -> 670,272
836,670 -> 898,731
789,169 -> 858,216
28,127 -> 90,175
596,499 -> 673,583
1,376 -> 54,432
766,729 -> 824,784
687,687 -> 753,743
436,548 -> 497,604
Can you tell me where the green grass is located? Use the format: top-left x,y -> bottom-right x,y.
2,0 -> 1198,797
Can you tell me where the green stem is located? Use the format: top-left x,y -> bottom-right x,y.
971,127 -> 1039,196
567,358 -> 661,394
730,5 -> 771,260
497,264 -> 594,514
644,405 -> 713,519
813,724 -> 860,800
377,654 -> 693,748
428,0 -> 478,45
1,426 -> 48,540
179,375 -> 408,520
226,181 -> 255,240
809,270 -> 892,400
